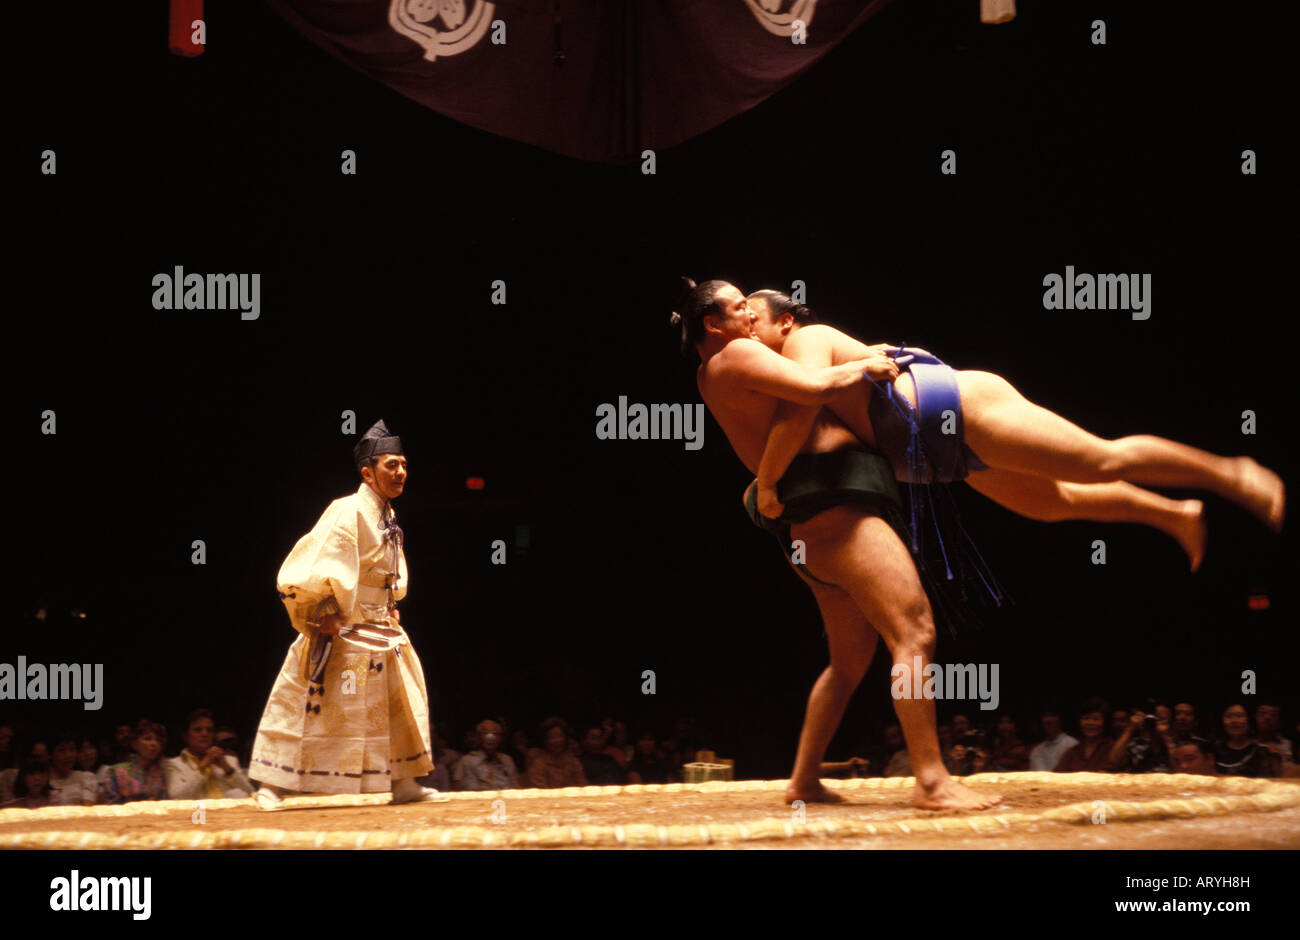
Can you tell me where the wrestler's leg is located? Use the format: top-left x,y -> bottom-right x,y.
792,506 -> 1002,811
965,467 -> 1208,571
957,370 -> 1284,531
785,572 -> 880,804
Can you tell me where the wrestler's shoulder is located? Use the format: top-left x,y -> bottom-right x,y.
799,323 -> 852,343
710,337 -> 770,367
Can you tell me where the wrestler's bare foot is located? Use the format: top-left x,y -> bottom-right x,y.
1174,499 -> 1207,572
784,780 -> 846,804
1235,458 -> 1285,533
913,776 -> 1002,811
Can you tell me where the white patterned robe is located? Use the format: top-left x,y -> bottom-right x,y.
250,483 -> 433,793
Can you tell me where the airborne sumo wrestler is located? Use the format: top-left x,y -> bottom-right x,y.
745,288 -> 1284,565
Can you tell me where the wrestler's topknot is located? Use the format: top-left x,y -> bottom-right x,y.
747,289 -> 817,325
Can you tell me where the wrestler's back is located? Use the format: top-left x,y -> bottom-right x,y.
792,325 -> 921,448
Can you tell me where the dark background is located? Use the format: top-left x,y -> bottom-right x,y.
9,1 -> 1294,777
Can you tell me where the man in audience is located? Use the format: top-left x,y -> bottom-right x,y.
1110,708 -> 1131,740
1169,738 -> 1219,776
1029,709 -> 1077,771
1171,702 -> 1207,747
1254,703 -> 1294,775
455,719 -> 519,791
626,730 -> 672,784
578,723 -> 627,785
991,715 -> 1029,771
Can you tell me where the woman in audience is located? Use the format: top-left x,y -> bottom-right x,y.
527,717 -> 586,788
99,721 -> 169,804
6,757 -> 55,809
166,709 -> 254,800
1213,703 -> 1278,777
48,731 -> 99,805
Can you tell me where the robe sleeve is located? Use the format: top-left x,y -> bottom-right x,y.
276,499 -> 361,634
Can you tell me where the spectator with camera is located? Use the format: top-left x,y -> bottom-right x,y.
1108,708 -> 1171,773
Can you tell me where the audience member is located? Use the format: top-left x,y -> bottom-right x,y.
1170,738 -> 1219,776
0,737 -> 51,804
937,723 -> 953,758
1253,703 -> 1294,776
626,730 -> 672,785
527,718 -> 586,788
991,715 -> 1029,771
48,731 -> 99,805
0,721 -> 14,770
1109,708 -> 1131,740
166,709 -> 253,800
869,724 -> 907,776
455,719 -> 519,791
105,722 -> 134,765
606,720 -> 633,768
1054,698 -> 1117,772
6,757 -> 54,809
1108,708 -> 1170,773
76,736 -> 103,776
578,723 -> 628,785
1029,710 -> 1077,771
495,719 -> 529,778
99,720 -> 169,804
1171,702 -> 1207,747
1213,704 -> 1278,777
213,726 -> 249,771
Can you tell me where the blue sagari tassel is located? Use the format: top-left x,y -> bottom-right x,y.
865,344 -> 1011,634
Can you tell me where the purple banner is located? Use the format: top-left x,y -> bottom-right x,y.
267,0 -> 893,163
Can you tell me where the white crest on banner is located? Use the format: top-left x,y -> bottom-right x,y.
743,0 -> 818,37
390,0 -> 495,61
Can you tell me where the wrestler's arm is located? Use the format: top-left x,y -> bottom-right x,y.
722,338 -> 873,405
754,332 -> 834,517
